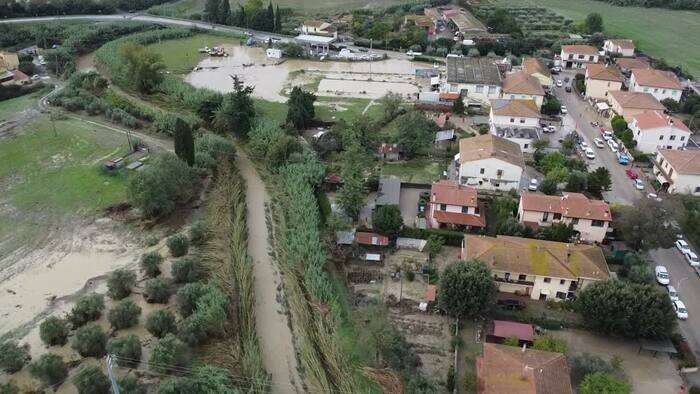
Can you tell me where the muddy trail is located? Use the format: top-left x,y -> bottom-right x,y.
235,151 -> 303,393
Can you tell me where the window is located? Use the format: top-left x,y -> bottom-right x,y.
542,212 -> 549,222
440,204 -> 447,211
607,82 -> 611,87
504,272 -> 511,280
659,135 -> 664,140
589,55 -> 594,61
592,220 -> 605,227
518,274 -> 527,281
524,144 -> 529,149
654,88 -> 659,93
519,118 -> 525,123
568,54 -> 573,60
493,182 -> 500,187
544,277 -> 551,283
681,136 -> 686,141
461,206 -> 469,214
662,89 -> 667,94
475,85 -> 483,93
553,213 -> 562,220
560,279 -> 566,285
475,206 -> 480,215
488,86 -> 496,94
644,87 -> 649,92
510,118 -> 515,123
496,169 -> 503,176
578,54 -> 584,59
695,187 -> 700,193
480,168 -> 485,174
670,135 -> 676,141
571,218 -> 579,225
556,291 -> 567,300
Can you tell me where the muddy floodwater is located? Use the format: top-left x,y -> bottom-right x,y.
186,45 -> 426,102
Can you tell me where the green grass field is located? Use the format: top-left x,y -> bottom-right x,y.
147,33 -> 243,74
493,0 -> 700,76
0,88 -> 49,122
380,159 -> 445,183
149,0 -> 410,17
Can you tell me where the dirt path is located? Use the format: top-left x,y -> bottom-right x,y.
235,151 -> 303,394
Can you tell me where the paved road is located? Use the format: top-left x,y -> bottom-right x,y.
552,74 -> 641,205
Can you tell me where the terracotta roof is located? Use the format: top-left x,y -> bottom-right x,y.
432,210 -> 486,227
502,71 -> 545,96
657,149 -> 700,175
378,143 -> 400,154
425,284 -> 437,302
607,39 -> 634,49
463,234 -> 611,281
355,232 -> 389,246
561,45 -> 598,55
522,57 -> 551,78
615,57 -> 650,70
491,99 -> 540,118
459,134 -> 524,168
477,343 -> 573,394
491,320 -> 535,342
586,63 -> 623,82
12,69 -> 28,81
609,91 -> 664,111
632,69 -> 682,90
631,111 -> 691,133
303,20 -> 329,28
431,180 -> 478,207
520,192 -> 611,222
440,92 -> 461,101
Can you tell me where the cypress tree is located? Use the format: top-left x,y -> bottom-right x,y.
274,5 -> 281,33
266,2 -> 274,32
173,118 -> 195,166
218,0 -> 231,24
204,0 -> 219,23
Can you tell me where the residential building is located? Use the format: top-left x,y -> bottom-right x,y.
376,143 -> 400,161
560,45 -> 599,69
615,57 -> 650,75
630,69 -> 683,102
0,69 -> 29,86
521,57 -> 553,88
654,149 -> 700,195
476,343 -> 573,394
486,320 -> 534,346
461,234 -> 611,300
609,91 -> 665,120
489,99 -> 541,153
443,7 -> 487,35
603,39 -> 635,57
628,111 -> 691,153
501,71 -> 545,108
517,192 -> 612,243
375,177 -> 401,206
425,180 -> 485,229
458,134 -> 524,191
403,14 -> 434,34
0,51 -> 19,70
443,57 -> 502,106
355,232 -> 389,246
300,20 -> 338,39
584,63 -> 624,100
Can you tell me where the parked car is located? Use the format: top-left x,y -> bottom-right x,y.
585,148 -> 595,160
647,192 -> 662,202
560,105 -> 567,114
625,169 -> 638,179
579,141 -> 589,150
667,285 -> 679,301
602,131 -> 614,141
608,139 -> 619,152
497,299 -> 526,310
684,251 -> 700,267
556,80 -> 563,87
617,152 -> 630,165
676,239 -> 691,254
565,86 -> 572,93
406,50 -> 422,56
673,300 -> 688,320
528,178 -> 539,191
655,265 -> 670,285
634,179 -> 645,190
594,138 -> 604,148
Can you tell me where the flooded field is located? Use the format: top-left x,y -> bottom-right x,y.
185,44 -> 426,102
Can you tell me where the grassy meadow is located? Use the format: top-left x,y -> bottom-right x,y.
0,88 -> 49,122
493,0 -> 700,76
146,33 -> 242,74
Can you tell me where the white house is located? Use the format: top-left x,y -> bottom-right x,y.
630,69 -> 683,102
489,99 -> 541,153
517,192 -> 612,243
461,234 -> 611,301
443,57 -> 502,106
628,111 -> 691,153
560,45 -> 599,69
521,57 -> 553,88
458,134 -> 524,191
584,63 -> 623,100
500,71 -> 545,108
654,149 -> 700,195
608,90 -> 665,121
425,180 -> 485,229
603,39 -> 635,57
300,20 -> 338,39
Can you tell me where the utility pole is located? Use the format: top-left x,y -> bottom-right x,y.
369,38 -> 373,81
106,355 -> 120,394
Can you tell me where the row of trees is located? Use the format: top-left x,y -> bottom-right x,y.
203,0 -> 282,33
533,149 -> 612,197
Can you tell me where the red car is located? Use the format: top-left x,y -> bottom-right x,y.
626,169 -> 638,179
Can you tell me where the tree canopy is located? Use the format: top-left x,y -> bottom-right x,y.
372,205 -> 403,237
214,76 -> 255,137
613,199 -> 675,250
438,260 -> 497,319
119,42 -> 164,94
286,87 -> 316,130
395,110 -> 437,158
584,13 -> 604,34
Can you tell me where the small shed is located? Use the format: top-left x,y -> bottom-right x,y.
363,253 -> 383,262
396,237 -> 427,251
266,48 -> 282,59
435,129 -> 455,143
335,230 -> 355,245
376,177 -> 401,206
487,320 -> 535,346
355,232 -> 389,246
376,143 -> 400,161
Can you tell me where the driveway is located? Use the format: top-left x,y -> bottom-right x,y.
552,74 -> 641,206
399,187 -> 425,228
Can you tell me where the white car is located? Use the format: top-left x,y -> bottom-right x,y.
634,179 -> 645,190
560,105 -> 567,114
608,139 -> 618,153
593,138 -> 605,148
673,300 -> 688,320
528,178 -> 539,191
585,148 -> 595,160
406,50 -> 422,56
684,251 -> 700,267
676,239 -> 691,254
655,265 -> 670,285
580,141 -> 589,150
602,131 -> 614,141
668,285 -> 679,301
556,80 -> 563,87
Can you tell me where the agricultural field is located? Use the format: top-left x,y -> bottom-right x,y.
148,0 -> 410,17
0,88 -> 48,122
492,0 -> 700,76
472,4 -> 573,37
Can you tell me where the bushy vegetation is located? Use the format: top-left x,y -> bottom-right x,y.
172,256 -> 205,283
438,260 -> 497,319
72,323 -> 108,357
68,293 -> 105,328
0,342 -> 29,373
118,374 -> 146,394
177,282 -> 208,317
0,83 -> 46,103
107,335 -> 143,368
141,251 -> 163,277
73,365 -> 110,394
107,269 -> 137,300
156,365 -> 240,393
149,334 -> 189,374
39,316 -> 70,347
194,133 -> 236,171
108,300 -> 143,330
146,309 -> 178,338
372,205 -> 403,237
28,354 -> 67,387
569,353 -> 615,385
144,278 -> 173,303
579,372 -> 630,394
167,233 -> 189,257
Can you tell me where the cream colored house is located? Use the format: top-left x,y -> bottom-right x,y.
500,71 -> 545,108
560,45 -> 599,69
300,20 -> 338,38
517,192 -> 612,243
628,111 -> 691,153
603,39 -> 635,57
0,51 -> 19,70
461,235 -> 611,301
521,57 -> 553,88
489,99 -> 541,153
458,134 -> 524,191
630,69 -> 683,102
654,149 -> 700,195
608,91 -> 665,121
443,57 -> 502,106
584,63 -> 623,100
426,180 -> 485,229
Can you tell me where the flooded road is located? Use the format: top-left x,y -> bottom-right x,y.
186,45 -> 425,102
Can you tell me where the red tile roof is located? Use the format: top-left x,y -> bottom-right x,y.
615,57 -> 650,70
491,320 -> 535,342
657,149 -> 700,175
355,232 -> 389,246
609,91 -> 664,111
502,71 -> 545,96
631,110 -> 691,133
431,180 -> 478,207
607,39 -> 635,49
440,92 -> 461,101
586,63 -> 623,82
520,192 -> 611,222
12,69 -> 28,81
425,284 -> 437,302
433,210 -> 486,227
632,69 -> 682,90
377,143 -> 400,154
561,45 -> 598,55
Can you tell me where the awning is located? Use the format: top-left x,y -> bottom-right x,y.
596,102 -> 610,111
539,289 -> 550,295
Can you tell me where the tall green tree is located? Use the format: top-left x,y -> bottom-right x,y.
396,110 -> 437,158
119,42 -> 164,94
265,2 -> 274,31
274,5 -> 281,32
587,167 -> 611,196
337,143 -> 365,220
585,12 -> 604,34
204,0 -> 219,22
378,92 -> 404,123
286,86 -> 316,130
438,260 -> 497,319
218,0 -> 231,24
173,117 -> 195,166
214,76 -> 255,137
579,372 -> 629,394
452,97 -> 465,115
613,199 -> 674,250
372,205 -> 403,237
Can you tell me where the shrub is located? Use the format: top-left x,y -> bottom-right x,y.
0,382 -> 19,394
72,323 -> 107,357
176,282 -> 207,317
171,256 -> 205,284
193,133 -> 236,170
178,314 -> 208,346
68,293 -> 105,328
118,374 -> 146,394
149,334 -> 188,373
146,309 -> 177,338
144,278 -> 172,303
107,335 -> 142,368
39,316 -> 69,346
0,342 -> 29,373
28,354 -> 67,386
140,251 -> 163,278
579,372 -> 630,394
167,234 -> 189,257
107,269 -> 137,299
108,300 -> 142,330
438,260 -> 497,319
73,365 -> 110,394
188,220 -> 208,246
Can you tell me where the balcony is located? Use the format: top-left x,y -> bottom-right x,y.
494,276 -> 534,286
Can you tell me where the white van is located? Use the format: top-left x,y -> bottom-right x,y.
655,265 -> 670,285
667,285 -> 679,301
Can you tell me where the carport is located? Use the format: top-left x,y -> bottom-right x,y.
638,338 -> 677,358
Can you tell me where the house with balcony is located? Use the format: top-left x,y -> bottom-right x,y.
603,39 -> 635,57
489,99 -> 541,153
517,192 -> 612,244
426,180 -> 485,229
654,149 -> 700,196
500,71 -> 545,108
609,91 -> 665,121
584,63 -> 624,100
458,134 -> 524,191
461,234 -> 611,301
630,68 -> 683,102
628,111 -> 691,153
521,57 -> 553,89
559,45 -> 599,69
442,57 -> 502,106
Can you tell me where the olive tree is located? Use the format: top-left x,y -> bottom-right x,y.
107,335 -> 142,368
171,256 -> 205,284
149,334 -> 188,374
0,341 -> 29,373
145,278 -> 172,304
167,234 -> 189,257
68,293 -> 105,328
146,309 -> 177,338
73,365 -> 110,394
72,323 -> 107,357
107,269 -> 137,300
140,251 -> 163,278
108,300 -> 142,330
39,316 -> 69,347
28,354 -> 67,387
